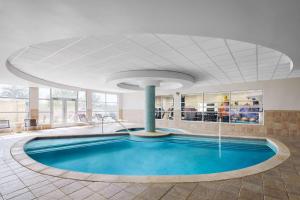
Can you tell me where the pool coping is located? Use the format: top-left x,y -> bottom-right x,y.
10,132 -> 290,183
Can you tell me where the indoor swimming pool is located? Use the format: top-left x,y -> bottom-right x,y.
24,134 -> 277,176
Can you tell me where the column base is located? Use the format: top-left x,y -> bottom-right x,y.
129,131 -> 171,137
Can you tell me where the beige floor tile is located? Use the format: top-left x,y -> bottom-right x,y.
52,178 -> 75,188
9,192 -> 35,200
0,179 -> 26,195
87,182 -> 111,192
2,188 -> 29,199
39,189 -> 66,200
31,183 -> 57,197
97,184 -> 123,199
61,182 -> 85,195
68,187 -> 94,200
84,193 -> 107,200
161,183 -> 197,200
263,187 -> 288,200
124,183 -> 150,195
239,188 -> 263,200
187,184 -> 216,200
110,190 -> 136,200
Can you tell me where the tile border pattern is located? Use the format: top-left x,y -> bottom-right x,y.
10,133 -> 290,183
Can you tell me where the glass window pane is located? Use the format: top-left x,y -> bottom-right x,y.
0,98 -> 29,112
181,94 -> 203,121
39,88 -> 51,99
78,101 -> 86,112
155,95 -> 174,120
182,94 -> 203,111
106,111 -> 117,120
106,94 -> 118,103
106,102 -> 118,111
53,100 -> 63,123
230,90 -> 263,124
39,100 -> 50,112
0,84 -> 29,98
92,103 -> 106,112
52,88 -> 77,99
92,93 -> 105,103
78,91 -> 86,101
204,93 -> 229,122
92,112 -> 105,122
0,113 -> 29,124
66,100 -> 76,123
39,113 -> 50,124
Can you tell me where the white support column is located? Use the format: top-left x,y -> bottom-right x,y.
29,87 -> 39,120
118,94 -> 123,120
86,90 -> 93,121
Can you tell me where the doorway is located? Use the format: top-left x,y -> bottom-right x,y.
52,98 -> 77,124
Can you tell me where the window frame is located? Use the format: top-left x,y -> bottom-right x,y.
0,85 -> 30,125
155,95 -> 174,120
180,89 -> 264,125
92,92 -> 119,121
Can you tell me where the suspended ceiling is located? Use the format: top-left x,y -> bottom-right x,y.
1,0 -> 300,92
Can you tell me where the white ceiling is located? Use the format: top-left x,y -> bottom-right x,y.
8,34 -> 296,92
1,0 -> 300,91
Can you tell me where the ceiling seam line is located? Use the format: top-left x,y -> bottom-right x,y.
47,38 -> 128,72
270,53 -> 283,80
189,36 -> 232,83
34,36 -> 87,65
126,37 -> 195,75
224,39 -> 245,82
62,52 -> 127,73
152,34 -> 220,83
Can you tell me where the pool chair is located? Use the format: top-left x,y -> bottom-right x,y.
24,119 -> 43,131
77,114 -> 96,126
0,120 -> 12,133
94,113 -> 103,121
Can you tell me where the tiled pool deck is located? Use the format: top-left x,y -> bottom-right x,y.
1,126 -> 300,200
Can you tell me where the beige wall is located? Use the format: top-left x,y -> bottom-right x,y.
121,78 -> 300,136
29,87 -> 39,119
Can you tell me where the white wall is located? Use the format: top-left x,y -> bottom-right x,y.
121,92 -> 145,110
121,77 -> 300,111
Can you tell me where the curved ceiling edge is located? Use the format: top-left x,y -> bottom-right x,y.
6,58 -> 120,94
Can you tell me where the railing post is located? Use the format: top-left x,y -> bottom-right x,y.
102,117 -> 104,134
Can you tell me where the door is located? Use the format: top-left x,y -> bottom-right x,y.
66,100 -> 76,123
53,99 -> 64,123
52,98 -> 77,124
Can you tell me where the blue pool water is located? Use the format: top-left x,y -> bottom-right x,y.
24,135 -> 276,175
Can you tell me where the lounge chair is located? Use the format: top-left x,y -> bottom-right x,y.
0,120 -> 12,133
77,114 -> 96,126
24,119 -> 43,131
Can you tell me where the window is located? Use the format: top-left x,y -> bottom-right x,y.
105,94 -> 118,120
39,88 -> 82,124
230,90 -> 263,124
39,88 -> 51,124
0,84 -> 29,124
78,91 -> 86,115
181,90 -> 263,124
155,95 -> 174,120
181,94 -> 203,121
52,88 -> 77,99
92,92 -> 118,120
204,92 -> 230,122
51,88 -> 77,123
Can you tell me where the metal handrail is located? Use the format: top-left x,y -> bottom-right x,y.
99,116 -> 130,134
114,120 -> 130,133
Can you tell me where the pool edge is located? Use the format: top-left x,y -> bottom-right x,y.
10,133 -> 290,183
